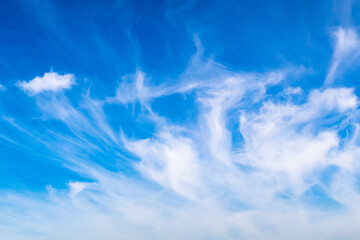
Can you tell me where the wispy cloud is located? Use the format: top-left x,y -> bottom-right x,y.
325,27 -> 360,85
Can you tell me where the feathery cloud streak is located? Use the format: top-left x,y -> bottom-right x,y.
325,28 -> 360,85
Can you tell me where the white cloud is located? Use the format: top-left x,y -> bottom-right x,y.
0,84 -> 5,91
2,37 -> 360,240
284,86 -> 302,95
68,181 -> 89,198
3,72 -> 360,240
124,131 -> 203,199
325,28 -> 360,85
17,71 -> 75,95
308,87 -> 358,112
108,69 -> 201,106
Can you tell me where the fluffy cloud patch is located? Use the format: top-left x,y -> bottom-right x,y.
17,71 -> 75,95
124,131 -> 202,199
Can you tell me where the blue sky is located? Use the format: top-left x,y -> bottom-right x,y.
1,0 -> 360,239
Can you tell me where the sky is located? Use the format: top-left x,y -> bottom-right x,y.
1,0 -> 360,239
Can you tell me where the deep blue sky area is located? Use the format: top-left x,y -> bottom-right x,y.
0,0 -> 345,86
